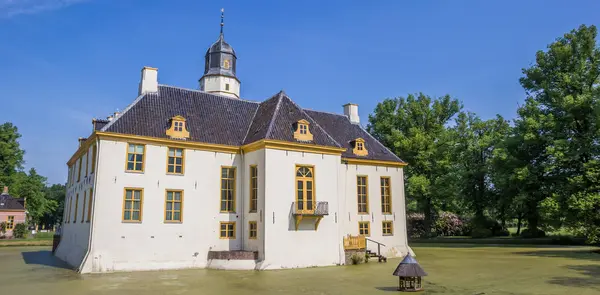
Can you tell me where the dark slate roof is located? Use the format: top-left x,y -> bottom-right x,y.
305,109 -> 404,162
393,255 -> 428,277
243,91 -> 341,148
100,85 -> 403,163
0,194 -> 25,211
93,119 -> 109,131
103,85 -> 259,146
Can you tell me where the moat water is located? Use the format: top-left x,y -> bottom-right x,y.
2,245 -> 599,295
0,246 -> 392,295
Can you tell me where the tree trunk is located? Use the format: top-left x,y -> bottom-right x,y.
423,198 -> 434,237
516,215 -> 522,235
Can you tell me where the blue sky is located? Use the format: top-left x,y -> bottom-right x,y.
1,0 -> 599,184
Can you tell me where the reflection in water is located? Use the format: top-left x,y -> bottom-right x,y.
0,246 -> 386,295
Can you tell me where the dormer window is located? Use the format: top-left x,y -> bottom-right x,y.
352,138 -> 368,156
166,115 -> 190,139
293,119 -> 313,141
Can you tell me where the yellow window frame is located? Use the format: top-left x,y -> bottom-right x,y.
77,157 -> 82,182
166,147 -> 185,175
220,221 -> 236,239
382,221 -> 393,236
249,165 -> 258,212
220,166 -> 236,213
249,221 -> 257,239
73,193 -> 79,223
357,175 -> 369,214
122,188 -> 143,222
7,216 -> 14,230
165,189 -> 184,223
81,190 -> 87,223
90,144 -> 97,174
87,188 -> 93,222
381,177 -> 392,214
359,221 -> 370,236
295,165 -> 315,214
125,143 -> 145,172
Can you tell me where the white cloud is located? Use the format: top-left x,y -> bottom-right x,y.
0,0 -> 90,18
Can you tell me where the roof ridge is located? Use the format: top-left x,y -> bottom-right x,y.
358,124 -> 404,162
304,108 -> 346,117
264,91 -> 285,139
158,84 -> 260,104
283,94 -> 343,148
101,92 -> 147,132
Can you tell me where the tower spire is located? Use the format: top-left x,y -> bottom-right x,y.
220,8 -> 224,35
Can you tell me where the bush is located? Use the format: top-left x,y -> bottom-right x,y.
13,223 -> 27,239
471,228 -> 493,238
364,253 -> 370,263
407,213 -> 427,238
434,211 -> 466,236
0,222 -> 6,236
521,228 -> 546,239
496,228 -> 510,237
350,253 -> 364,265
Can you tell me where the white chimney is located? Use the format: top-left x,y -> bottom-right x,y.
343,103 -> 360,124
138,66 -> 158,95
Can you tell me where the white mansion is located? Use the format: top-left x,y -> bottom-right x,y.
55,18 -> 411,273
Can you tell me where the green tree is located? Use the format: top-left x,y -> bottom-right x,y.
368,93 -> 461,235
12,168 -> 57,228
40,183 -> 66,228
519,24 -> 600,242
452,113 -> 510,226
0,122 -> 25,187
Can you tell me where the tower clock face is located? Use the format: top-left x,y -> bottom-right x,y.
223,59 -> 231,69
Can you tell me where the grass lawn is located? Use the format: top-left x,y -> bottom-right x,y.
0,244 -> 598,295
412,243 -> 600,294
0,231 -> 54,247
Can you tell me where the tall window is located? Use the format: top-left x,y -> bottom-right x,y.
91,144 -> 97,174
220,222 -> 235,239
66,196 -> 71,223
77,157 -> 82,182
359,221 -> 370,236
167,148 -> 184,174
249,165 -> 258,212
295,166 -> 314,213
73,193 -> 79,223
81,190 -> 87,223
7,216 -> 14,230
381,177 -> 392,214
220,167 -> 236,212
165,190 -> 183,222
126,144 -> 145,172
85,150 -> 89,177
87,188 -> 93,222
249,221 -> 257,239
357,176 -> 369,214
382,221 -> 393,236
123,188 -> 143,222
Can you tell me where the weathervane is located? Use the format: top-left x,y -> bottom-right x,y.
220,8 -> 224,35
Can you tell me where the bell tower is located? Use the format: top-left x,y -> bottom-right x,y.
199,9 -> 241,99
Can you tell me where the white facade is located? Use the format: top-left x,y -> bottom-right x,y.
56,138 -> 411,273
199,75 -> 240,99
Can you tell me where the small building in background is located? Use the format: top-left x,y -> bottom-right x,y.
0,186 -> 26,238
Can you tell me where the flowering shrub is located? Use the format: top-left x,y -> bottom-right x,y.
434,211 -> 466,236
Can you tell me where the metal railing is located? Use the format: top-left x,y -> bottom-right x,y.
291,201 -> 329,216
